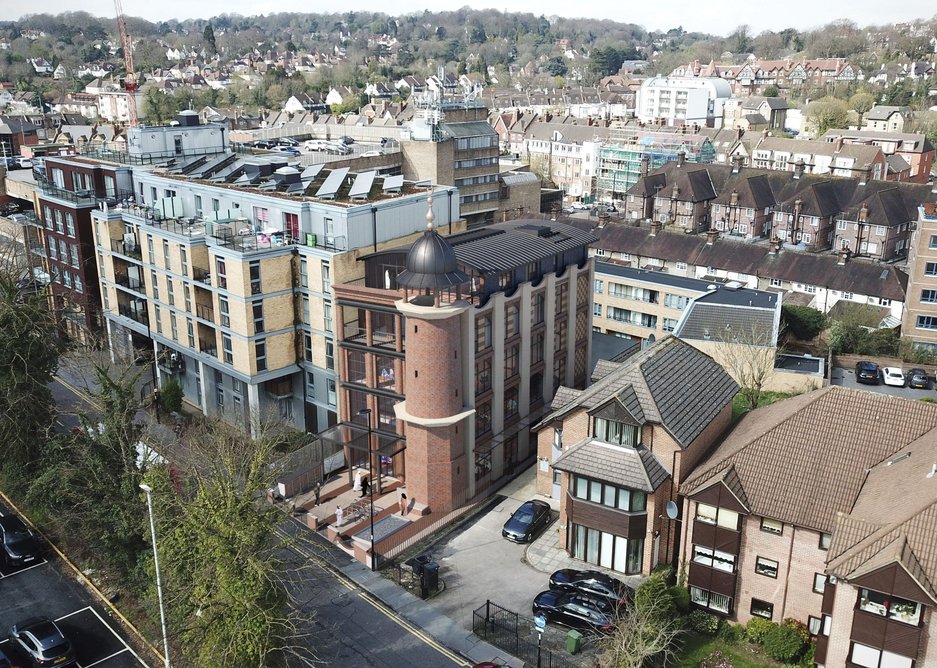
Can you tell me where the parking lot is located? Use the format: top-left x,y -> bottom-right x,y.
831,366 -> 937,399
0,504 -> 149,668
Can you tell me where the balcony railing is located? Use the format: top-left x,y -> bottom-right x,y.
110,238 -> 142,259
192,268 -> 211,286
198,340 -> 217,357
115,275 -> 145,293
117,304 -> 149,325
38,177 -> 135,208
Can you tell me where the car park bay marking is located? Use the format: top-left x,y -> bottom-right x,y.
0,557 -> 49,579
56,607 -> 149,667
81,647 -> 131,668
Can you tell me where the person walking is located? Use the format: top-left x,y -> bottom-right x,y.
335,505 -> 343,527
313,481 -> 321,506
360,476 -> 369,498
399,493 -> 408,516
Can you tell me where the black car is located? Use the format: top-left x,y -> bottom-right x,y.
855,360 -> 881,385
0,515 -> 40,567
532,590 -> 615,633
549,569 -> 632,607
8,617 -> 76,667
502,500 -> 551,543
338,135 -> 354,145
908,368 -> 931,389
0,648 -> 12,668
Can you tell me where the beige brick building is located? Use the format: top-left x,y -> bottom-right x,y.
681,387 -> 937,667
902,201 -> 937,355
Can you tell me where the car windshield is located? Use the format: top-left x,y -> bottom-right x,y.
514,510 -> 534,524
6,530 -> 33,547
42,640 -> 70,659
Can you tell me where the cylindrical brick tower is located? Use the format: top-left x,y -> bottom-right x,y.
394,197 -> 472,514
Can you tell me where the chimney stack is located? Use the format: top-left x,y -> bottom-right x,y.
837,247 -> 850,265
640,155 -> 650,177
677,150 -> 686,167
768,236 -> 781,254
706,227 -> 719,245
762,128 -> 769,140
731,154 -> 742,174
650,219 -> 662,236
730,190 -> 739,207
793,158 -> 805,179
859,202 -> 869,223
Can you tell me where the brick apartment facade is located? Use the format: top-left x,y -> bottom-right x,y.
681,387 -> 937,667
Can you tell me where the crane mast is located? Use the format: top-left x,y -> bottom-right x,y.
114,0 -> 138,127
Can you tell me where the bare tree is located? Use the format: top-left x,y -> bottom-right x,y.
712,320 -> 779,411
602,587 -> 684,667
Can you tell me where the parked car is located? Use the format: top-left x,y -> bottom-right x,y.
275,137 -> 300,146
251,140 -> 276,150
337,135 -> 354,145
532,590 -> 615,633
270,146 -> 300,156
549,569 -> 632,607
0,514 -> 40,567
855,361 -> 881,385
325,143 -> 352,155
0,647 -> 13,668
907,368 -> 931,389
303,139 -> 329,151
502,500 -> 551,543
8,617 -> 76,667
360,150 -> 383,158
570,202 -> 590,210
882,367 -> 906,387
13,157 -> 32,169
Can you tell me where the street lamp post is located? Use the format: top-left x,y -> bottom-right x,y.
357,407 -> 376,571
140,483 -> 171,668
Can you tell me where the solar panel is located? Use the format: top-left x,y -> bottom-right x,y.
301,164 -> 323,181
286,181 -> 306,195
192,154 -> 237,179
382,175 -> 404,193
315,167 -> 349,199
349,171 -> 376,200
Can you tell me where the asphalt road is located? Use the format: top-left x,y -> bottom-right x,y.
0,501 -> 149,668
276,519 -> 468,668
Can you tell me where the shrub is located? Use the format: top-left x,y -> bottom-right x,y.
670,585 -> 690,614
634,568 -> 675,622
159,377 -> 184,414
717,621 -> 745,645
782,305 -> 826,340
746,617 -> 775,644
686,609 -> 720,635
764,622 -> 808,662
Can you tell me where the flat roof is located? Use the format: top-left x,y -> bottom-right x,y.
596,261 -> 714,292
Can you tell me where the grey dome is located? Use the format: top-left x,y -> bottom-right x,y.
396,229 -> 469,291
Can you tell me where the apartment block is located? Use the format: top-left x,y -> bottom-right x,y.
681,387 -> 937,668
637,76 -> 732,128
902,201 -> 937,354
329,218 -> 596,512
91,133 -> 461,434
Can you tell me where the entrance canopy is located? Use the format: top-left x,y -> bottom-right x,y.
318,422 -> 406,458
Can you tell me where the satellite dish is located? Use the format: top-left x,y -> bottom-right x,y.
665,500 -> 679,520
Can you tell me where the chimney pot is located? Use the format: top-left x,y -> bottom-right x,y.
677,150 -> 686,167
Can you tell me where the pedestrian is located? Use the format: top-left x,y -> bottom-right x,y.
360,476 -> 369,498
314,481 -> 321,506
399,493 -> 407,516
353,469 -> 362,492
335,505 -> 343,527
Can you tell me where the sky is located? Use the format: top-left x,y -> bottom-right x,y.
8,0 -> 937,37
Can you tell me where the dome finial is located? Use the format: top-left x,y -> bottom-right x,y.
426,195 -> 435,231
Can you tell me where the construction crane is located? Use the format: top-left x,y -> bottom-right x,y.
114,0 -> 138,127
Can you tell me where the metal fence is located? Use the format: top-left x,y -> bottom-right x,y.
272,437 -> 345,498
472,600 -> 585,668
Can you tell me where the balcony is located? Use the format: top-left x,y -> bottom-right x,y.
196,303 -> 215,321
117,304 -> 149,325
115,274 -> 145,294
110,238 -> 142,260
192,268 -> 212,286
198,339 -> 217,358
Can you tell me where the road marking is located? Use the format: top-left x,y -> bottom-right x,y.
0,557 -> 49,579
86,606 -> 148,666
81,647 -> 130,668
54,374 -> 102,411
276,523 -> 471,667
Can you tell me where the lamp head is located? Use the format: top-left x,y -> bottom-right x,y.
139,483 -> 153,493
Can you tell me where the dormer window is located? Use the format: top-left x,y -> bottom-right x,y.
593,417 -> 639,447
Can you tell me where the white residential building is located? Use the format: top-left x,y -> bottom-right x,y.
637,76 -> 732,128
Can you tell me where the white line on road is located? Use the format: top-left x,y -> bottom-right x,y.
81,647 -> 130,668
0,558 -> 49,579
87,606 -> 149,667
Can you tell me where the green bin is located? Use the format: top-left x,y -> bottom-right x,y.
566,629 -> 583,654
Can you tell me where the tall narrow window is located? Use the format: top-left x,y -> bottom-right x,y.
253,302 -> 264,333
222,334 -> 233,364
219,296 -> 230,327
249,260 -> 261,295
255,339 -> 267,372
216,258 -> 227,289
180,247 -> 188,275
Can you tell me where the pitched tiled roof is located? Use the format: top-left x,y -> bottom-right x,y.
682,387 -> 937,533
551,386 -> 583,410
552,439 -> 669,492
675,301 -> 778,343
538,336 -> 737,449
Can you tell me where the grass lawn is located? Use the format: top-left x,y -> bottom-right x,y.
731,391 -> 798,421
675,632 -> 784,667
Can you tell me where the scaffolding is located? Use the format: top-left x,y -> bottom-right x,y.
596,128 -> 716,202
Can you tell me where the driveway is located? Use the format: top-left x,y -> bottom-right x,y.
430,469 -> 554,631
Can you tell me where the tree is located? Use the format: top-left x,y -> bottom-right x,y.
544,55 -> 568,77
782,305 -> 826,340
849,91 -> 876,126
203,22 -> 218,55
604,570 -> 682,667
0,275 -> 62,482
159,377 -> 184,414
28,365 -> 148,576
805,96 -> 849,137
149,419 -> 316,667
713,320 -> 779,411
